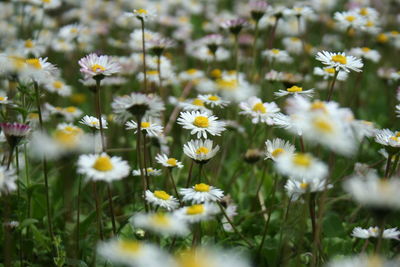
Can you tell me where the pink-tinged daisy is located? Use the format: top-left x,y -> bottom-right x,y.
78,53 -> 121,80
0,122 -> 30,147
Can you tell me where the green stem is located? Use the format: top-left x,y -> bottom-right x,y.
168,169 -> 181,205
140,18 -> 148,92
94,79 -> 106,152
327,70 -> 339,101
92,182 -> 104,240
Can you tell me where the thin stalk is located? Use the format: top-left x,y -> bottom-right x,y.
107,185 -> 117,235
75,175 -> 82,258
389,153 -> 400,177
185,160 -> 194,188
140,19 -> 148,92
327,71 -> 339,101
157,55 -> 162,97
234,34 -> 240,82
135,116 -> 148,212
252,21 -> 259,79
384,153 -> 393,178
3,195 -> 12,267
142,133 -> 150,191
375,218 -> 386,253
268,16 -> 280,49
94,79 -> 106,152
309,193 -> 318,267
168,169 -> 181,205
34,82 -> 54,245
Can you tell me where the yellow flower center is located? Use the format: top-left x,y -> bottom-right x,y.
118,241 -> 141,254
271,49 -> 280,54
196,146 -> 209,154
210,69 -> 222,79
206,96 -> 218,102
287,85 -> 303,93
313,117 -> 334,133
136,9 -> 148,15
42,0 -> 51,3
365,20 -> 374,27
390,136 -> 400,142
252,102 -> 266,113
271,148 -> 285,158
53,81 -> 63,89
290,37 -> 300,42
192,99 -> 204,106
28,113 -> 39,119
141,122 -> 150,128
53,130 -> 78,148
154,190 -> 171,200
193,116 -> 209,128
377,33 -> 388,43
361,47 -> 371,52
186,204 -> 204,215
311,101 -> 327,111
331,55 -> 347,64
292,153 -> 312,167
300,182 -> 309,190
391,31 -> 399,36
216,79 -> 238,90
147,70 -> 159,75
90,121 -> 99,126
324,68 -> 336,74
0,96 -> 5,101
24,40 -> 34,48
92,156 -> 113,172
91,64 -> 105,72
194,183 -> 210,192
151,213 -> 170,226
166,158 -> 177,166
26,58 -> 42,69
70,93 -> 86,104
63,125 -> 82,135
186,69 -> 198,75
345,15 -> 356,22
64,106 -> 77,113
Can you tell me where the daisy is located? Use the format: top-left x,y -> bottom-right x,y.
239,96 -> 280,124
77,153 -> 130,182
180,183 -> 224,203
352,226 -> 400,240
333,11 -> 364,30
112,93 -> 164,121
282,37 -> 303,54
177,111 -> 226,139
125,117 -> 163,137
326,255 -> 400,267
220,198 -> 238,232
265,138 -> 295,161
24,57 -> 58,83
262,49 -> 292,63
132,168 -> 162,177
374,129 -> 400,151
316,51 -> 363,72
97,239 -> 174,267
0,166 -> 17,195
274,85 -> 314,98
145,190 -> 179,211
275,152 -> 328,182
80,115 -> 108,130
0,122 -> 30,147
199,34 -> 223,55
349,47 -> 381,63
125,8 -> 156,21
155,154 -> 183,169
344,172 -> 400,211
285,177 -> 331,201
313,67 -> 348,81
179,98 -> 211,113
130,212 -> 189,237
78,53 -> 121,80
0,95 -> 11,105
183,139 -> 220,163
250,1 -> 268,22
173,203 -> 219,223
43,78 -> 72,96
197,94 -> 229,108
178,69 -> 205,82
220,18 -> 248,35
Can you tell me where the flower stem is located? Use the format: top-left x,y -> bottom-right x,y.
384,153 -> 393,178
135,116 -> 148,212
140,18 -> 148,92
75,175 -> 82,258
92,182 -> 104,240
327,70 -> 339,101
168,169 -> 181,205
107,185 -> 117,235
94,79 -> 106,152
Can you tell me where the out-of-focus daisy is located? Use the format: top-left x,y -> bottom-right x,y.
183,139 -> 220,163
285,177 -> 331,201
265,138 -> 295,161
374,129 -> 400,151
352,226 -> 400,240
177,111 -> 226,139
313,67 -> 348,81
78,53 -> 121,80
125,8 -> 156,21
274,85 -> 314,98
80,115 -> 107,130
31,0 -> 61,9
125,117 -> 163,137
45,103 -> 83,122
326,254 -> 400,267
180,183 -> 224,203
0,95 -> 11,105
316,51 -> 363,72
130,212 -> 189,237
349,47 -> 381,63
0,166 -> 17,195
262,49 -> 292,63
173,203 -> 219,223
250,1 -> 268,22
97,239 -> 174,267
17,39 -> 45,57
282,37 -> 303,54
145,190 -> 179,211
112,93 -> 164,121
239,96 -> 280,124
179,98 -> 211,113
221,18 -> 248,35
197,94 -> 229,108
43,78 -> 72,96
155,154 -> 183,169
132,168 -> 162,177
178,69 -> 204,82
24,57 -> 58,83
334,11 -> 364,30
275,152 -> 328,182
344,172 -> 400,211
77,153 -> 130,182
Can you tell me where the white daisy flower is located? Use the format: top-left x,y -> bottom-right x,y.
239,96 -> 280,124
316,51 -> 363,73
80,115 -> 107,130
275,152 -> 328,182
43,78 -> 72,96
155,154 -> 183,169
326,255 -> 400,267
132,168 -> 162,177
282,37 -> 303,54
180,183 -> 224,203
349,47 -> 381,63
333,11 -> 364,30
0,166 -> 17,195
374,129 -> 400,149
285,177 -> 331,201
177,111 -> 226,139
352,226 -> 400,240
145,190 -> 179,211
197,94 -> 230,108
24,57 -> 58,84
125,8 -> 157,21
97,240 -> 174,267
130,212 -> 189,237
179,69 -> 205,82
0,95 -> 11,105
344,172 -> 400,210
183,139 -> 220,163
313,67 -> 348,81
274,85 -> 314,98
179,98 -> 211,113
77,153 -> 130,182
78,53 -> 121,80
262,48 -> 292,63
173,203 -> 220,223
265,138 -> 295,161
45,104 -> 83,122
126,118 -> 163,137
